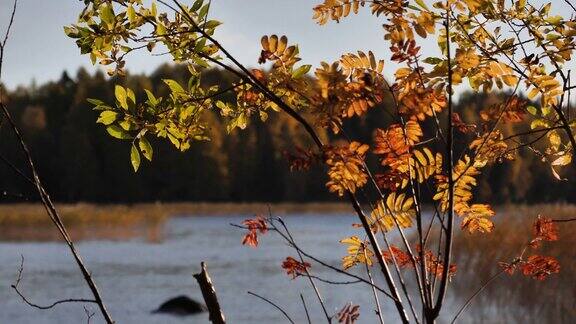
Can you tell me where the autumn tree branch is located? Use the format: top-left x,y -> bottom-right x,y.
0,2 -> 114,322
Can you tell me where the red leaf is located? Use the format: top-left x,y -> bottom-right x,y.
533,215 -> 559,242
382,245 -> 413,268
281,256 -> 311,279
241,215 -> 268,247
520,255 -> 560,280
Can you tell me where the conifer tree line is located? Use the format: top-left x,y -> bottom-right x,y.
1,65 -> 573,203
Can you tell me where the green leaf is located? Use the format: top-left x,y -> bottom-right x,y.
163,79 -> 186,94
415,0 -> 430,10
97,111 -> 118,125
530,119 -> 549,130
237,112 -> 248,129
292,65 -> 312,79
87,98 -> 106,106
423,57 -> 442,65
127,5 -> 136,24
139,137 -> 153,161
151,1 -> 158,17
115,85 -> 128,110
199,4 -> 210,19
126,88 -> 136,105
167,133 -> 180,148
119,120 -> 137,131
131,144 -> 141,172
193,56 -> 210,68
527,105 -> 538,115
192,0 -> 203,11
145,89 -> 158,106
100,4 -> 115,27
156,23 -> 167,36
63,26 -> 79,38
204,20 -> 222,29
545,15 -> 563,26
106,125 -> 132,139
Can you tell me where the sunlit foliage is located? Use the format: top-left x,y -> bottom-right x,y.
67,0 -> 576,322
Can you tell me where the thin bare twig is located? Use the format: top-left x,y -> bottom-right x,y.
552,218 -> 576,223
84,306 -> 95,324
300,294 -> 312,324
0,0 -> 17,79
11,256 -> 97,310
248,291 -> 295,324
450,270 -> 505,324
275,217 -> 332,323
365,251 -> 385,324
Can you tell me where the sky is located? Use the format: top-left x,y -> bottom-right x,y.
0,0 -> 574,90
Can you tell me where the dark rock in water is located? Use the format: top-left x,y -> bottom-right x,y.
153,295 -> 207,316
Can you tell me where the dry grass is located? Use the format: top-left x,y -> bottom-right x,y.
0,203 -> 167,226
0,203 -> 168,242
0,202 -> 349,241
0,202 -> 349,226
447,203 -> 576,323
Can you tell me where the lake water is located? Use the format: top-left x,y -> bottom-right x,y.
0,214 -> 568,323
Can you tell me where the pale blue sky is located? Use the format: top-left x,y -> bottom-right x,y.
0,1 -> 574,90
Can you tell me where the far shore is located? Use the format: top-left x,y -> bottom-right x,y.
0,202 -> 574,242
2,201 -> 575,221
0,202 -> 347,241
0,201 -> 351,220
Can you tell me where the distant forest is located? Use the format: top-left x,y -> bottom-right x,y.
1,64 -> 574,203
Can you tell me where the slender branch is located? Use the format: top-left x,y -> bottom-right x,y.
552,217 -> 576,223
0,101 -> 114,323
11,256 -> 97,310
552,104 -> 576,153
501,125 -> 564,142
300,294 -> 312,324
0,152 -> 34,185
382,234 -> 420,323
562,0 -> 576,14
276,217 -> 331,323
365,251 -> 385,324
450,271 -> 505,324
0,2 -> 113,322
248,291 -> 295,324
84,306 -> 95,324
433,7 -> 454,320
306,275 -> 362,285
0,0 -> 17,79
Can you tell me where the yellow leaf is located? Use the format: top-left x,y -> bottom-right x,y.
460,204 -> 495,234
340,236 -> 374,269
552,154 -> 571,166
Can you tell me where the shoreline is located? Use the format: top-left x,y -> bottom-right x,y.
1,202 -> 575,242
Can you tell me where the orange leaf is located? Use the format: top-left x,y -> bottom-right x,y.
520,255 -> 560,280
281,257 -> 311,279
